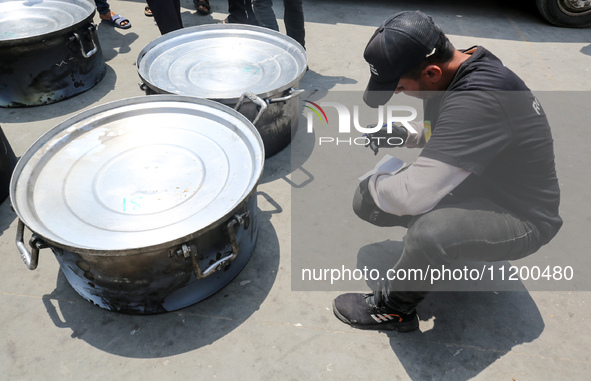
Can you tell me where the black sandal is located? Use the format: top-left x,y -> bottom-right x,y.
194,0 -> 211,15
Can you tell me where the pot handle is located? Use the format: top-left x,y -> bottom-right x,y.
267,88 -> 305,104
139,83 -> 149,93
190,212 -> 250,279
234,92 -> 268,126
16,219 -> 48,270
71,25 -> 98,58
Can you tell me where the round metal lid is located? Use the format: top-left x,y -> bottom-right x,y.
137,24 -> 308,101
10,95 -> 264,252
0,0 -> 94,42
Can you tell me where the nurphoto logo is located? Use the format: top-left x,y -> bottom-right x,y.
303,100 -> 418,148
303,100 -> 328,124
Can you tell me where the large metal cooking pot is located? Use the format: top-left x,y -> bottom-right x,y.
0,0 -> 105,107
0,126 -> 17,202
10,95 -> 264,314
136,24 -> 307,158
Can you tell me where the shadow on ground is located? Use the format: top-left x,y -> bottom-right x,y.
96,26 -> 139,62
259,69 -> 357,185
356,240 -> 544,380
0,199 -> 15,238
389,291 -> 543,380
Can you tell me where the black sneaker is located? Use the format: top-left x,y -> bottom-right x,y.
333,290 -> 419,332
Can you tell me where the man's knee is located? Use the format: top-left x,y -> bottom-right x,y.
352,178 -> 411,227
403,211 -> 450,258
352,180 -> 373,221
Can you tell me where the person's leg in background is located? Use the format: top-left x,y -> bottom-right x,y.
94,0 -> 131,28
283,0 -> 305,48
94,0 -> 110,15
145,0 -> 183,35
194,0 -> 211,15
252,0 -> 279,31
226,0 -> 258,25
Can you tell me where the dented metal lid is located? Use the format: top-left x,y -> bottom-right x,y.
10,95 -> 264,251
137,24 -> 308,101
0,0 -> 95,42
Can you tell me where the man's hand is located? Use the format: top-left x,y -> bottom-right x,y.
364,123 -> 408,155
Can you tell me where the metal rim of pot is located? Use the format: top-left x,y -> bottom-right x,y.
10,95 -> 265,264
0,0 -> 96,47
135,24 -> 308,104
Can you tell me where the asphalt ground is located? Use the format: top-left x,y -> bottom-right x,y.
1,0 -> 590,380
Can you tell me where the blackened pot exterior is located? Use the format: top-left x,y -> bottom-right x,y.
0,126 -> 17,202
142,83 -> 302,158
231,89 -> 301,158
0,14 -> 105,107
51,196 -> 258,314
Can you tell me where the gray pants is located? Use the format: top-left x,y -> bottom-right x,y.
94,0 -> 110,15
353,180 -> 543,313
252,0 -> 305,48
145,0 -> 182,35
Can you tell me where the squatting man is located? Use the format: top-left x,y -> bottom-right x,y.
331,11 -> 562,332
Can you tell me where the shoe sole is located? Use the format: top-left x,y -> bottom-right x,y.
332,300 -> 419,332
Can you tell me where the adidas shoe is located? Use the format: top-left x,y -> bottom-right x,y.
332,289 -> 419,332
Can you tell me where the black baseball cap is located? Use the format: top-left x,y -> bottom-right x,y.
363,11 -> 443,107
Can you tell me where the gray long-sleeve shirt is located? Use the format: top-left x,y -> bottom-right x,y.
367,120 -> 471,216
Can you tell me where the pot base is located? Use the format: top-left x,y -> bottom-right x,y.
54,210 -> 258,314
